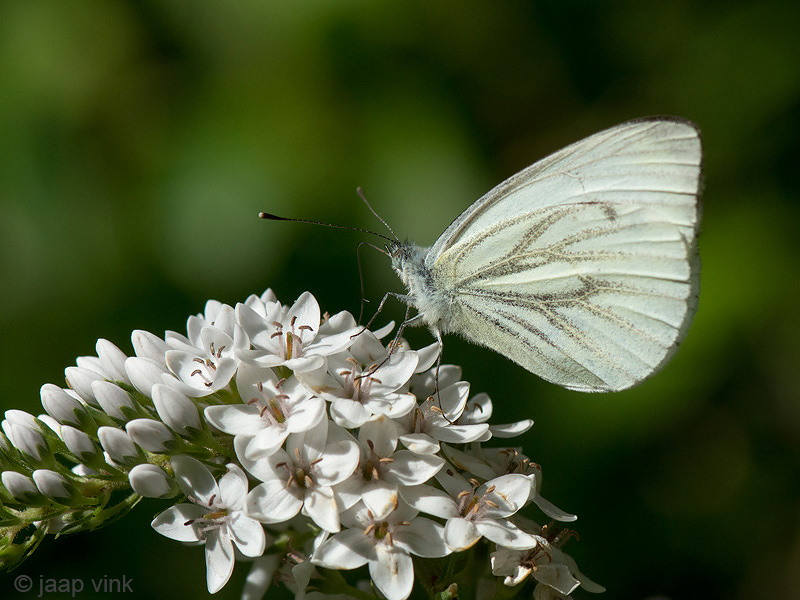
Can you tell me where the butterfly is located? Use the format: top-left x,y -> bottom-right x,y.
388,117 -> 702,392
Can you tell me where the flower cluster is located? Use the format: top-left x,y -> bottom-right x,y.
0,289 -> 602,599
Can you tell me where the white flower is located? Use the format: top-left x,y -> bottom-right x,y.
306,331 -> 418,428
428,468 -> 539,552
242,418 -> 360,532
335,416 -> 444,517
151,456 -> 266,594
394,381 -> 490,454
236,292 -> 358,373
491,540 -> 604,596
204,368 -> 325,460
165,320 -> 242,396
312,499 -> 449,600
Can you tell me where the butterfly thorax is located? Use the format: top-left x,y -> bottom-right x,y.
389,240 -> 456,333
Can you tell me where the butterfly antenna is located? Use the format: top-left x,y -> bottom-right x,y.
356,187 -> 399,241
258,212 -> 394,243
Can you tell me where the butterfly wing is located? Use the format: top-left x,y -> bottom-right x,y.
427,117 -> 702,392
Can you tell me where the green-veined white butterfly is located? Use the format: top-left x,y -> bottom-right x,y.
387,116 -> 702,392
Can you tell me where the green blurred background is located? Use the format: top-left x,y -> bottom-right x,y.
1,1 -> 799,599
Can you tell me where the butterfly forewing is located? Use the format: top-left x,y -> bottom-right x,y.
426,118 -> 702,392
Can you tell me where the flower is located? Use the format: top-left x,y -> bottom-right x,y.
204,368 -> 325,460
241,418 -> 360,532
1,287 -> 596,599
305,330 -> 418,429
151,456 -> 266,593
491,538 -> 605,597
312,498 -> 449,600
336,415 -> 444,517
236,292 -> 359,373
394,380 -> 490,454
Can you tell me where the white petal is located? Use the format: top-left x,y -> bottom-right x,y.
171,455 -> 218,504
129,464 -> 177,499
430,422 -> 490,444
245,427 -> 289,459
475,519 -> 539,550
437,381 -> 470,419
489,419 -> 534,438
286,395 -> 326,433
305,486 -> 341,532
399,485 -> 459,519
151,504 -> 205,542
369,351 -> 418,392
312,529 -> 372,570
384,450 -> 443,486
370,544 -> 414,600
96,338 -> 130,384
204,404 -> 264,436
287,291 -> 321,335
394,517 -> 449,558
444,518 -> 481,552
532,493 -> 577,522
205,530 -> 235,593
246,480 -> 303,523
91,380 -> 135,420
532,563 -> 580,596
362,483 -> 398,521
481,474 -> 533,518
126,419 -> 174,453
414,342 -> 440,373
218,464 -> 249,509
229,512 -> 266,557
315,439 -> 361,487
398,433 -> 440,455
358,416 -> 398,457
131,330 -> 170,367
236,437 -> 285,482
329,398 -> 372,429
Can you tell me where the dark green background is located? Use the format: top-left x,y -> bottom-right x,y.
2,2 -> 799,599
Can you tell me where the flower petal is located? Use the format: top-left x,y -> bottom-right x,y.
151,504 -> 205,542
304,486 -> 341,532
394,517 -> 449,558
246,480 -> 303,523
205,530 -> 235,593
312,529 -> 372,570
170,455 -> 217,504
444,518 -> 481,552
370,544 -> 414,600
229,512 -> 267,557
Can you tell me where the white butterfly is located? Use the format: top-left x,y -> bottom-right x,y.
389,117 -> 702,392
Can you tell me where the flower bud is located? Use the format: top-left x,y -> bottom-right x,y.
125,357 -> 168,396
5,422 -> 51,463
60,425 -> 102,466
126,419 -> 175,453
40,384 -> 90,428
1,471 -> 45,505
32,470 -> 82,505
96,338 -> 130,384
128,464 -> 178,498
97,426 -> 142,466
92,380 -> 136,420
151,384 -> 201,437
64,366 -> 103,406
131,330 -> 170,367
